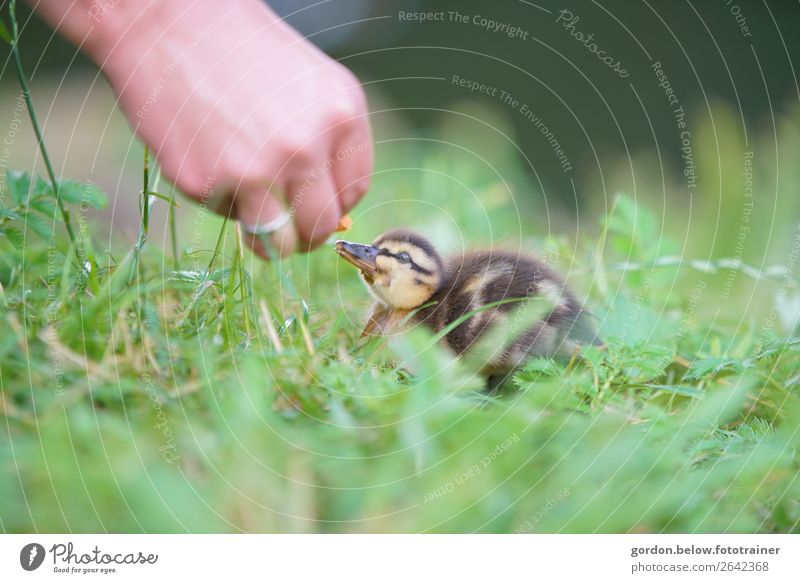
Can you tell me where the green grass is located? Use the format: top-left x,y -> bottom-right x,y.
1,1 -> 799,532
2,150 -> 799,532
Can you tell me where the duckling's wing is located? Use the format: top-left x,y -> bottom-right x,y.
361,303 -> 389,338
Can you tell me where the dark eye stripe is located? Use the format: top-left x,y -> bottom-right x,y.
378,248 -> 434,276
410,263 -> 433,275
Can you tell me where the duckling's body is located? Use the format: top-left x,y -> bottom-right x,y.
336,229 -> 598,379
416,250 -> 589,371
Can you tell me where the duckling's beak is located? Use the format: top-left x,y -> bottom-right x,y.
335,240 -> 379,281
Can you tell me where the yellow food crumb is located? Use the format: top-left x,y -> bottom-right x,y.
336,215 -> 352,232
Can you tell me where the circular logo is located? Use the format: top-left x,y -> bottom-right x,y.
20,543 -> 46,571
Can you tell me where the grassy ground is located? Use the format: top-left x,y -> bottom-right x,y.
1,1 -> 799,529
2,135 -> 799,533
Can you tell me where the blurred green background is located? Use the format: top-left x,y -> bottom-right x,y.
1,0 -> 800,533
3,0 -> 800,245
4,0 -> 799,318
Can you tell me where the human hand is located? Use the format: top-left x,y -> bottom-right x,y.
35,0 -> 373,256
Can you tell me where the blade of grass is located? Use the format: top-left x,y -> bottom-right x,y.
5,0 -> 77,252
258,299 -> 283,353
168,186 -> 179,271
130,146 -> 153,285
206,215 -> 230,277
234,222 -> 251,337
592,192 -> 621,299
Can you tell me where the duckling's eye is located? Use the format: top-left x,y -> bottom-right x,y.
397,252 -> 411,263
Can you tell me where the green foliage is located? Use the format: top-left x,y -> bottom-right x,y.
3,0 -> 795,534
1,167 -> 798,534
0,170 -> 107,249
0,2 -> 13,45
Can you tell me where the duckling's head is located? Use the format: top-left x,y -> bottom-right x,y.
335,229 -> 444,310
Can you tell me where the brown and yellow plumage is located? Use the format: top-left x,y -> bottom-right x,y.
335,228 -> 599,383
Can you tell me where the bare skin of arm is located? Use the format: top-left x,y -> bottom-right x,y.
31,0 -> 373,256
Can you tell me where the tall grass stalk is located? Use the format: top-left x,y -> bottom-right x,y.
205,211 -> 231,276
234,222 -> 252,337
168,187 -> 179,270
4,0 -> 77,251
130,147 -> 153,285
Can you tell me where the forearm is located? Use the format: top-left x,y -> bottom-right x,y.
28,0 -> 281,65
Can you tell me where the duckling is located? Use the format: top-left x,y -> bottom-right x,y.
335,229 -> 599,385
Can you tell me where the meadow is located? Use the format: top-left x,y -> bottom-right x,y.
2,3 -> 800,534
2,136 -> 799,532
